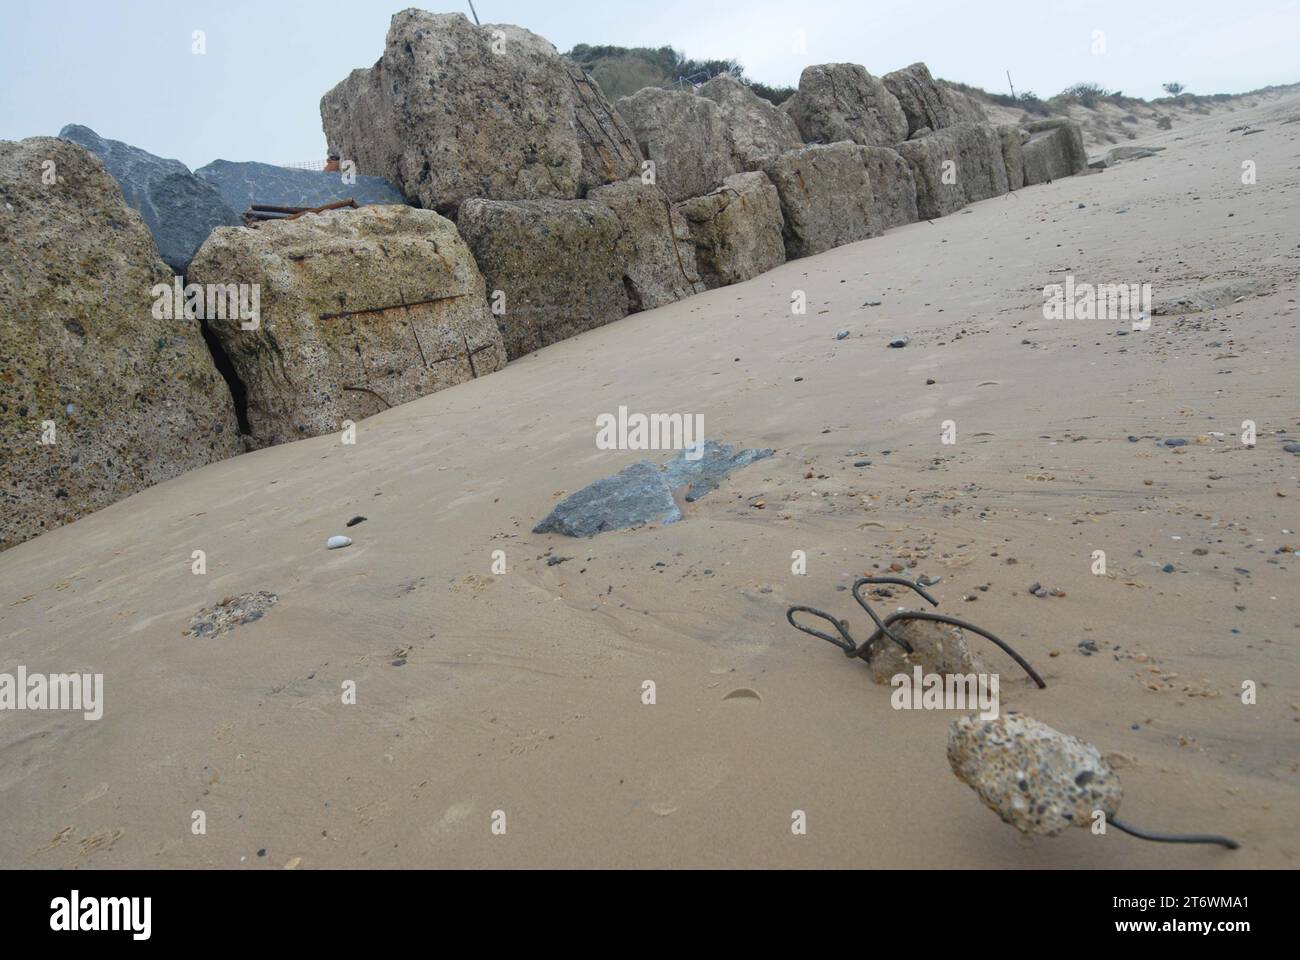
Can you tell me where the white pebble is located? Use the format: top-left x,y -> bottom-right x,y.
326,536 -> 352,550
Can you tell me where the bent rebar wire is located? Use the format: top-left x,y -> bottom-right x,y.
1111,817 -> 1240,850
788,577 -> 1239,849
787,575 -> 1047,688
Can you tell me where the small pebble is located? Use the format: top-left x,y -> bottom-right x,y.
327,535 -> 353,550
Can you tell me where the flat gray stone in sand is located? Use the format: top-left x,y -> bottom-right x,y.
534,441 -> 774,537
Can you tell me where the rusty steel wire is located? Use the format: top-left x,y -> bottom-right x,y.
788,575 -> 1047,688
788,575 -> 1241,849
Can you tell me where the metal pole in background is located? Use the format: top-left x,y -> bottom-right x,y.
468,1 -> 481,26
1007,70 -> 1016,99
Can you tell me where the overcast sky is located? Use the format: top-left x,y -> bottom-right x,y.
2,0 -> 1297,169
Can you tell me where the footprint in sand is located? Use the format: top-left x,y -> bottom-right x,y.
898,406 -> 937,424
646,755 -> 730,817
432,800 -> 476,834
76,782 -> 109,806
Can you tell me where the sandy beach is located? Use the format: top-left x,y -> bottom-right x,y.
1,90 -> 1297,869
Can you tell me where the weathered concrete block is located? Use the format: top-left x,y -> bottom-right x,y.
188,205 -> 505,448
1021,118 -> 1089,185
457,197 -> 625,359
997,124 -> 1028,190
675,172 -> 786,288
896,123 -> 1009,219
754,142 -> 877,258
615,86 -> 739,202
587,179 -> 702,309
948,713 -> 1123,836
783,63 -> 908,147
320,11 -> 641,215
698,74 -> 802,167
882,63 -> 986,138
869,619 -> 987,685
861,145 -> 919,229
1,137 -> 241,550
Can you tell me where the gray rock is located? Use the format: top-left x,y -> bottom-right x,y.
1,136 -> 241,551
57,124 -> 241,272
674,172 -> 786,288
948,713 -> 1123,836
320,11 -> 641,215
754,142 -> 877,259
534,441 -> 774,537
861,145 -> 919,229
896,123 -> 1009,219
187,205 -> 505,449
697,74 -> 802,167
882,63 -> 986,138
194,159 -> 407,214
783,63 -> 909,147
616,86 -> 739,202
660,441 -> 775,503
535,461 -> 679,537
1021,118 -> 1089,185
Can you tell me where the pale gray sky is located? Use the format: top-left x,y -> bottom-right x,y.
2,0 -> 1297,169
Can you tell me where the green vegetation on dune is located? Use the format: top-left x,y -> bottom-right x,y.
566,42 -> 1298,124
565,44 -> 795,104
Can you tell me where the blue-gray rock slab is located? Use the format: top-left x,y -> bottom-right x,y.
57,124 -> 241,273
194,159 -> 408,213
534,441 -> 775,537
